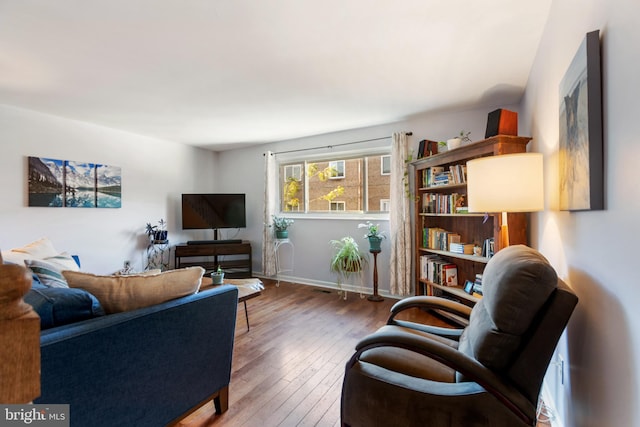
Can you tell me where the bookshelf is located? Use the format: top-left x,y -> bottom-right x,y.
410,135 -> 531,304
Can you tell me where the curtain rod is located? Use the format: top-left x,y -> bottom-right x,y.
264,132 -> 412,156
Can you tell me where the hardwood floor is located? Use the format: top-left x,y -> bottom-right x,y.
178,280 -> 549,427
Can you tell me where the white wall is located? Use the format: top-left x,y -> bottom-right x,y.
216,104 -> 519,294
0,105 -> 217,274
522,0 -> 640,425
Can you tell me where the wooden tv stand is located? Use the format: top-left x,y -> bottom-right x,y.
174,241 -> 252,278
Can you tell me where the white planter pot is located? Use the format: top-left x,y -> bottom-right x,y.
447,138 -> 462,150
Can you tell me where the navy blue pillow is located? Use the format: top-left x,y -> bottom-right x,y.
24,285 -> 105,330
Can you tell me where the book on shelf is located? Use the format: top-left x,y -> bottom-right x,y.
422,193 -> 465,214
432,170 -> 451,186
423,166 -> 445,187
424,227 -> 460,251
482,238 -> 495,258
473,274 -> 483,295
449,242 -> 475,255
443,264 -> 458,287
419,254 -> 457,287
448,164 -> 467,184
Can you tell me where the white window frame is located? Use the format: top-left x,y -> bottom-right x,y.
381,155 -> 391,175
276,147 -> 391,217
284,164 -> 303,182
330,201 -> 346,211
328,160 -> 345,179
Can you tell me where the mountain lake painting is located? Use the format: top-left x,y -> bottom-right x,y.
28,156 -> 121,208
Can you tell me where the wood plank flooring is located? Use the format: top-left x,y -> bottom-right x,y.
178,279 -> 549,427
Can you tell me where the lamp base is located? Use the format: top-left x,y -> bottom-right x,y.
501,211 -> 510,248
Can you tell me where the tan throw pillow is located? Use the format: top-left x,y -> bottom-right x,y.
11,237 -> 60,259
64,267 -> 205,314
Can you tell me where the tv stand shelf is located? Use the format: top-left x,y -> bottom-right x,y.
174,241 -> 252,278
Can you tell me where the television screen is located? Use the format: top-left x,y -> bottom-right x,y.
181,193 -> 246,230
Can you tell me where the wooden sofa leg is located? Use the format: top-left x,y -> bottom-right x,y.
213,385 -> 229,414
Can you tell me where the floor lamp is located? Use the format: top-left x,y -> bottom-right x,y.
466,153 -> 544,248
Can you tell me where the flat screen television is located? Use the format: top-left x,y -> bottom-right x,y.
181,193 -> 246,230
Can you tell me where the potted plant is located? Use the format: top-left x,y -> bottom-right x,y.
358,221 -> 386,252
330,236 -> 368,285
210,265 -> 225,285
145,219 -> 168,243
447,130 -> 472,150
272,215 -> 294,239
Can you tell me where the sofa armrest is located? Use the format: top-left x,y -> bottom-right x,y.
37,285 -> 238,427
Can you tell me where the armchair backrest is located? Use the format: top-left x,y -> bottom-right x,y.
457,245 -> 578,403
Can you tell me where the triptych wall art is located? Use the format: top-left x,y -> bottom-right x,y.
559,29 -> 604,211
28,156 -> 122,208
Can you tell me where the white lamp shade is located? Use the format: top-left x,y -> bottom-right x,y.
467,153 -> 544,213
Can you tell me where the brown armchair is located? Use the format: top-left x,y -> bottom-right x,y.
341,245 -> 578,427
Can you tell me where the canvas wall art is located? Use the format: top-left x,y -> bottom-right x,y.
559,30 -> 604,211
28,156 -> 122,208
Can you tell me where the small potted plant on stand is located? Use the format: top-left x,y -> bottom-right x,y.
330,236 -> 368,300
272,215 -> 294,239
145,219 -> 168,243
210,265 -> 225,285
358,221 -> 386,252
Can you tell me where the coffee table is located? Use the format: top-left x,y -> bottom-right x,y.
200,277 -> 263,331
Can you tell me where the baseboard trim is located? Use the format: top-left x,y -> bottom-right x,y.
254,272 -> 401,300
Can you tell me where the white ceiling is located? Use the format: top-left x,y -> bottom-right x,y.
0,1 -> 552,151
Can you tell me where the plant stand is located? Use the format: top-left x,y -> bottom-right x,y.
368,249 -> 384,302
273,238 -> 294,287
146,240 -> 170,271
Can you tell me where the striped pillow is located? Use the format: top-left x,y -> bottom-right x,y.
24,255 -> 79,288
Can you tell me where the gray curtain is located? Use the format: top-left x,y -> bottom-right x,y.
389,132 -> 412,295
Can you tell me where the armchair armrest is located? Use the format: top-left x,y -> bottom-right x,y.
349,329 -> 535,425
387,296 -> 472,339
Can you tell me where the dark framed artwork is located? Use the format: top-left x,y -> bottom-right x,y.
28,156 -> 122,208
559,30 -> 604,211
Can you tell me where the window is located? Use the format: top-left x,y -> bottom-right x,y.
279,151 -> 391,214
330,201 -> 346,211
284,164 -> 302,181
328,160 -> 345,179
381,155 -> 391,175
281,164 -> 304,212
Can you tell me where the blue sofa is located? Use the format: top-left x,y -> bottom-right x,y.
34,285 -> 239,427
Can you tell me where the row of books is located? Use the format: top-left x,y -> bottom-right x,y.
422,192 -> 466,214
419,254 -> 458,287
422,227 -> 479,254
422,227 -> 461,251
421,165 -> 467,187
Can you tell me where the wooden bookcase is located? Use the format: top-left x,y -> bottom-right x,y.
410,135 -> 531,304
